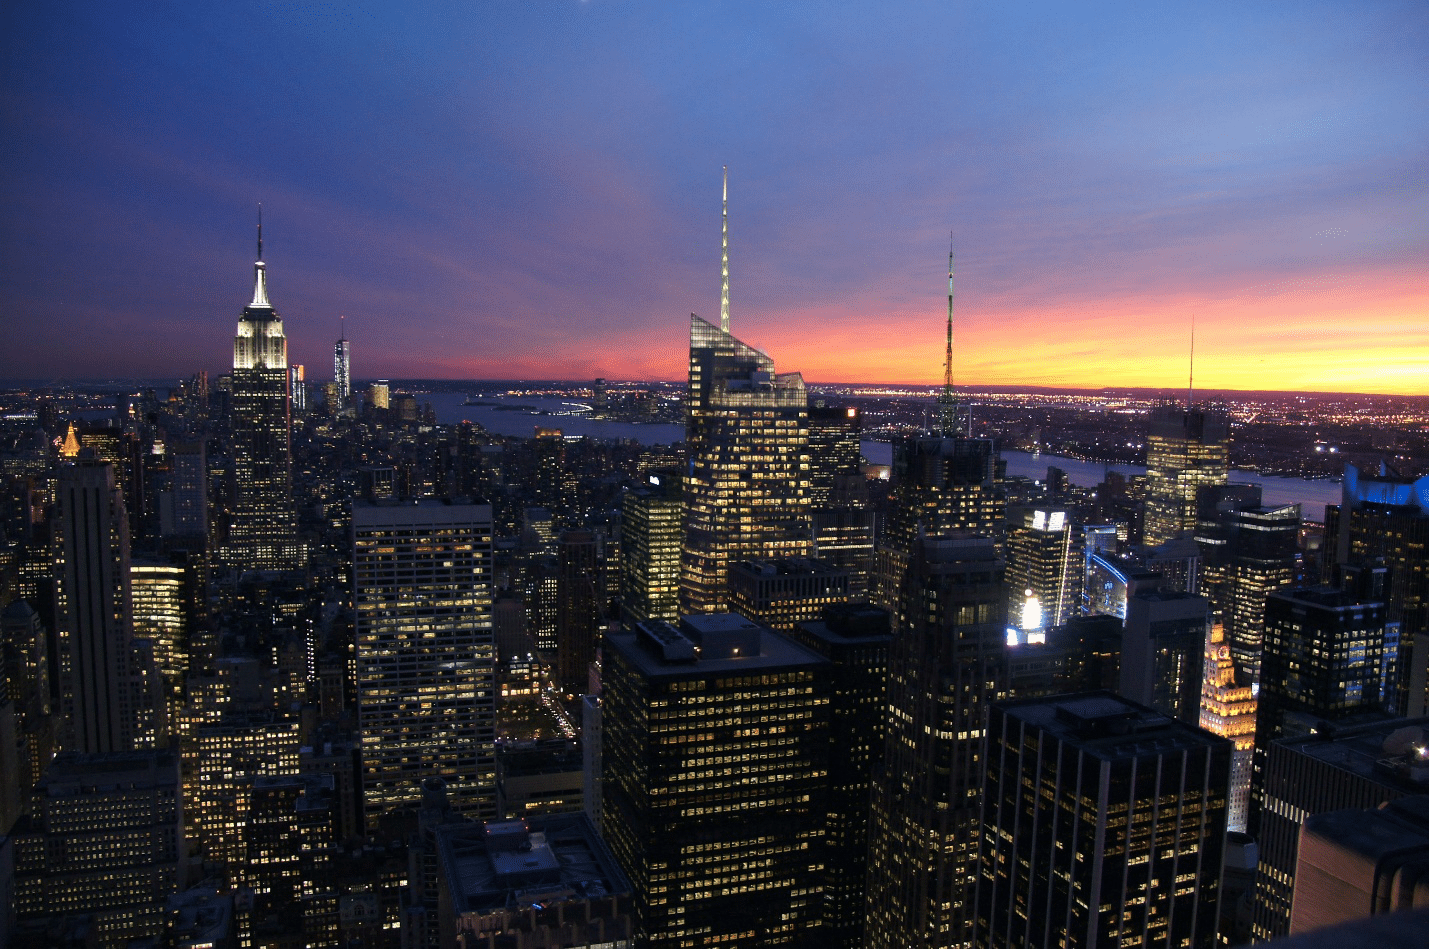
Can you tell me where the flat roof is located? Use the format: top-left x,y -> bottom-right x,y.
607,615 -> 827,680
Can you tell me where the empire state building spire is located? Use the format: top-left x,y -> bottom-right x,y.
250,204 -> 271,309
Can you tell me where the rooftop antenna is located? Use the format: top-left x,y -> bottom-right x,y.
256,203 -> 263,261
1187,313 -> 1196,410
249,203 -> 270,309
340,314 -> 346,341
937,234 -> 959,436
720,166 -> 730,333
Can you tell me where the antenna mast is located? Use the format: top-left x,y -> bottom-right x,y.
938,235 -> 959,436
720,166 -> 731,333
1187,313 -> 1196,410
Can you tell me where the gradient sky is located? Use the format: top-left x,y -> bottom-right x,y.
2,1 -> 1425,392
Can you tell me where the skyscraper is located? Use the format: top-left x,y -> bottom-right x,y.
1006,505 -> 1082,632
874,435 -> 1004,614
1252,715 -> 1429,940
974,693 -> 1230,949
1325,464 -> 1429,715
790,604 -> 894,949
1120,587 -> 1211,724
1200,622 -> 1257,833
1252,570 -> 1390,836
725,557 -> 851,633
619,471 -> 682,623
601,613 -> 830,946
226,214 -> 304,569
54,459 -> 142,754
1143,406 -> 1229,547
556,529 -> 600,697
807,402 -> 862,506
333,316 -> 351,410
352,500 -> 497,824
681,170 -> 811,614
866,534 -> 1008,948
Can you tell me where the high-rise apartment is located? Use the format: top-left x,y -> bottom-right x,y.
974,693 -> 1230,949
352,500 -> 497,824
681,171 -> 812,613
601,613 -> 830,946
226,218 -> 304,568
1143,406 -> 1229,547
556,529 -> 600,697
866,534 -> 1008,948
807,402 -> 862,506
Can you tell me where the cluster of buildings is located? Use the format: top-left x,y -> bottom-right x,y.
0,184 -> 1427,949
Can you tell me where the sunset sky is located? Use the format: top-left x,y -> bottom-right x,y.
2,2 -> 1425,393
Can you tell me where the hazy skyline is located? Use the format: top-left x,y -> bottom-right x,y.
2,2 -> 1425,393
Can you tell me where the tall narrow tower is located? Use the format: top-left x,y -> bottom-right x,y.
938,237 -> 959,437
681,170 -> 812,613
333,315 -> 351,410
226,209 -> 304,569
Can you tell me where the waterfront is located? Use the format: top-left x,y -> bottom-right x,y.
423,390 -> 684,444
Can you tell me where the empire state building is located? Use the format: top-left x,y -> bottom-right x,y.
223,216 -> 305,569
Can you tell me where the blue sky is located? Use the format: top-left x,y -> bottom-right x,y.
2,1 -> 1425,390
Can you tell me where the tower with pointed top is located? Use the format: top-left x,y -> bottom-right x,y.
224,211 -> 305,569
938,237 -> 959,437
681,170 -> 812,614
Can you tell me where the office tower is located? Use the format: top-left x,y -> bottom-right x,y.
681,173 -> 812,614
866,534 -> 1007,949
808,402 -> 862,505
874,435 -> 1004,614
1120,588 -> 1211,724
620,471 -> 682,623
1290,795 -> 1429,934
1006,505 -> 1082,632
353,500 -> 497,824
182,709 -> 302,867
434,814 -> 634,948
369,380 -> 390,410
11,750 -> 181,946
288,363 -> 306,412
725,557 -> 850,633
54,459 -> 147,754
1143,405 -> 1229,547
582,693 -> 602,827
1196,485 -> 1300,681
811,472 -> 877,597
1253,715 -> 1429,940
601,613 -> 830,946
243,773 -> 340,946
533,427 -> 569,514
974,693 -> 1230,949
1200,622 -> 1256,833
556,530 -> 600,697
1325,464 -> 1429,715
334,318 -> 351,409
1252,573 -> 1389,830
524,555 -> 560,656
226,217 -> 304,569
158,439 -> 207,541
790,604 -> 893,949
130,558 -> 191,728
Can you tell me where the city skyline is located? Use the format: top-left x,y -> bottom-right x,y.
2,2 -> 1425,393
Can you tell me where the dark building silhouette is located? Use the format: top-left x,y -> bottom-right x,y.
975,692 -> 1230,949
